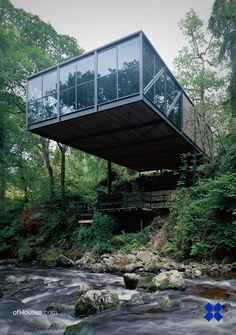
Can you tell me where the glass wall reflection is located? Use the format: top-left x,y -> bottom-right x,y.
59,62 -> 76,114
143,37 -> 182,129
77,55 -> 94,110
27,33 -> 183,129
28,70 -> 58,123
27,36 -> 140,125
118,38 -> 139,98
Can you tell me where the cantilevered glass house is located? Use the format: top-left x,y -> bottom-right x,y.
26,31 -> 212,172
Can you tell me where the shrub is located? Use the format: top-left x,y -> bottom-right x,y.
20,206 -> 43,232
37,246 -> 65,265
113,224 -> 154,253
73,213 -> 114,254
166,173 -> 236,261
18,239 -> 35,262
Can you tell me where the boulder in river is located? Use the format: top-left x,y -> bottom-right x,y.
148,270 -> 185,291
56,255 -> 75,268
75,289 -> 119,316
137,272 -> 156,289
185,268 -> 202,278
136,251 -> 154,263
5,275 -> 27,284
123,273 -> 140,289
64,319 -> 92,335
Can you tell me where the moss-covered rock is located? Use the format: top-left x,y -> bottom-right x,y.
75,289 -> 119,316
63,319 -> 91,335
148,270 -> 185,291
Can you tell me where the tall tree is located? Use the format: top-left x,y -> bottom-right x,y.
209,0 -> 236,115
173,9 -> 227,157
0,0 -> 83,205
174,9 -> 224,104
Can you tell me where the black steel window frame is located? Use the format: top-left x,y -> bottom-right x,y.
142,35 -> 184,130
27,31 -> 194,136
27,32 -> 142,127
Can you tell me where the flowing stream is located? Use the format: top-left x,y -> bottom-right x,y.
0,266 -> 235,335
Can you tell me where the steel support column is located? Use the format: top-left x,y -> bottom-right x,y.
107,160 -> 112,194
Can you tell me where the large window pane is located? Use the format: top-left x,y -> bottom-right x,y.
118,65 -> 139,98
144,72 -> 165,113
43,70 -> 57,97
145,85 -> 154,104
60,62 -> 76,90
77,55 -> 94,85
143,41 -> 154,75
98,73 -> 117,104
60,87 -> 76,114
167,74 -> 179,111
43,95 -> 57,119
118,37 -> 139,71
77,81 -> 94,110
143,67 -> 152,87
153,74 -> 165,113
117,37 -> 139,98
28,98 -> 43,123
98,48 -> 116,77
169,95 -> 182,129
155,54 -> 163,75
28,76 -> 42,101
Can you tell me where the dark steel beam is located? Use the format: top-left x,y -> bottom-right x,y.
66,119 -> 163,143
113,146 -> 192,161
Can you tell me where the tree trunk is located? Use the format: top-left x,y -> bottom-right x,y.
57,143 -> 67,201
41,139 -> 55,201
0,123 -> 6,210
18,159 -> 28,203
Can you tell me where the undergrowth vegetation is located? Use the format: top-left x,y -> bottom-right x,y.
166,174 -> 236,262
165,124 -> 236,262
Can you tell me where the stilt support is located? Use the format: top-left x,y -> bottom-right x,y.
107,160 -> 112,194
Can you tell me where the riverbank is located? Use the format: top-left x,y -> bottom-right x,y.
73,249 -> 234,279
0,244 -> 235,280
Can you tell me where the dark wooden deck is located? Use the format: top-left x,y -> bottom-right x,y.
97,190 -> 172,212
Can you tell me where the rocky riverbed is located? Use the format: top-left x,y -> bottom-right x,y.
66,249 -> 233,279
0,261 -> 236,335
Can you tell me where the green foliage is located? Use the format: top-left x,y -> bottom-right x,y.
0,0 -> 84,208
217,122 -> 236,174
18,238 -> 34,262
166,173 -> 236,261
73,213 -> 114,255
209,0 -> 236,114
0,199 -> 24,257
174,9 -> 225,104
114,224 -> 154,254
37,246 -> 65,265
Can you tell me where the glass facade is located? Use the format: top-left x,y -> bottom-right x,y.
27,33 -> 184,130
143,38 -> 182,129
28,70 -> 58,123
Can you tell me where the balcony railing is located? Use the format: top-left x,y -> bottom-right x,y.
97,191 -> 172,211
